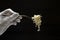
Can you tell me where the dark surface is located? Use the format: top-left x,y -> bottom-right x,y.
0,0 -> 57,40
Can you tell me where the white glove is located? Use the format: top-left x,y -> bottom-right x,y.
0,9 -> 22,35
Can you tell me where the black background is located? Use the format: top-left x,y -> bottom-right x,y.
0,0 -> 57,40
